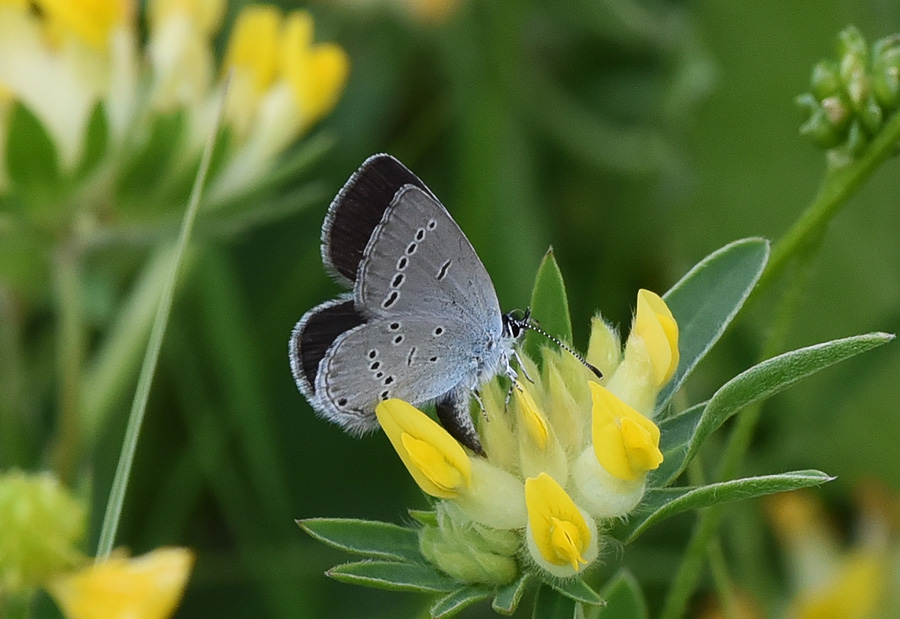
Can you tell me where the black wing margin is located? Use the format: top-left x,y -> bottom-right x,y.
321,154 -> 435,286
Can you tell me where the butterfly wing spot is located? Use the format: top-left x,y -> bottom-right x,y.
384,376 -> 394,385
370,361 -> 381,370
368,349 -> 378,359
427,218 -> 437,230
382,290 -> 400,309
405,242 -> 418,255
396,256 -> 408,271
391,273 -> 405,288
429,356 -> 438,362
380,390 -> 390,400
337,397 -> 348,407
407,347 -> 416,366
436,259 -> 452,281
433,326 -> 444,336
389,322 -> 401,330
415,228 -> 426,242
375,371 -> 384,379
393,334 -> 404,345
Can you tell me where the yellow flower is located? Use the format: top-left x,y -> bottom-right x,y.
0,0 -> 133,169
280,11 -> 349,130
35,0 -> 132,51
49,548 -> 194,619
590,382 -> 662,481
605,289 -> 679,415
632,289 -> 679,387
0,470 -> 85,593
513,380 -> 568,482
524,473 -> 598,577
514,383 -> 549,450
146,0 -> 225,110
376,398 -> 526,529
376,398 -> 472,499
211,7 -> 349,199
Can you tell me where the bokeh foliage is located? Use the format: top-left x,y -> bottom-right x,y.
2,0 -> 899,617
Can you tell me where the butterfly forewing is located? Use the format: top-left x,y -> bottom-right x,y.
356,185 -> 503,329
321,154 -> 434,286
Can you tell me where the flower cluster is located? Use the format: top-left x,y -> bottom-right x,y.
375,289 -> 678,582
0,0 -> 348,218
797,25 -> 900,158
0,469 -> 193,618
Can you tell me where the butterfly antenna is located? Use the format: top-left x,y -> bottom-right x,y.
515,312 -> 603,379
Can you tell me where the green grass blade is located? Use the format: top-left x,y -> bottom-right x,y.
95,79 -> 228,559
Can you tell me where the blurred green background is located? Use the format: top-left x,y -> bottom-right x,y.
6,0 -> 900,616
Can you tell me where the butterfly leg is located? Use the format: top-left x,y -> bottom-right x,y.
435,386 -> 485,457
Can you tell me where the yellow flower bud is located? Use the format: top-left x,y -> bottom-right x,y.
35,0 -> 132,51
514,383 -> 549,450
222,5 -> 280,96
376,399 -> 471,499
49,548 -> 194,619
524,473 -> 598,578
590,382 -> 662,481
632,289 -> 679,387
280,11 -> 349,129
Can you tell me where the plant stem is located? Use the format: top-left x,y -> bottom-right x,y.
759,108 -> 900,292
51,240 -> 85,484
660,109 -> 900,618
95,78 -> 228,559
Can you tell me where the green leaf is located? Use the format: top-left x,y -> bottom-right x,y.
6,102 -> 60,192
76,102 -> 108,179
408,509 -> 439,527
551,578 -> 605,606
525,248 -> 573,363
615,470 -> 833,543
533,583 -> 581,619
650,402 -> 705,487
597,569 -> 649,619
493,574 -> 530,615
657,238 -> 770,413
298,518 -> 423,562
430,585 -> 493,618
658,332 -> 894,485
327,560 -> 459,593
116,110 -> 185,213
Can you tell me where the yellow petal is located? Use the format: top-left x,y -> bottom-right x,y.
632,289 -> 679,387
222,5 -> 280,94
49,548 -> 194,619
35,0 -> 132,50
280,11 -> 349,127
376,399 -> 472,499
590,382 -> 662,481
514,382 -> 548,450
148,0 -> 224,35
524,473 -> 593,573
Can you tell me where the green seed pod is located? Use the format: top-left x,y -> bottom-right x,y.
798,96 -> 847,148
872,35 -> 900,108
844,119 -> 869,156
811,59 -> 843,99
838,26 -> 870,109
859,93 -> 884,135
